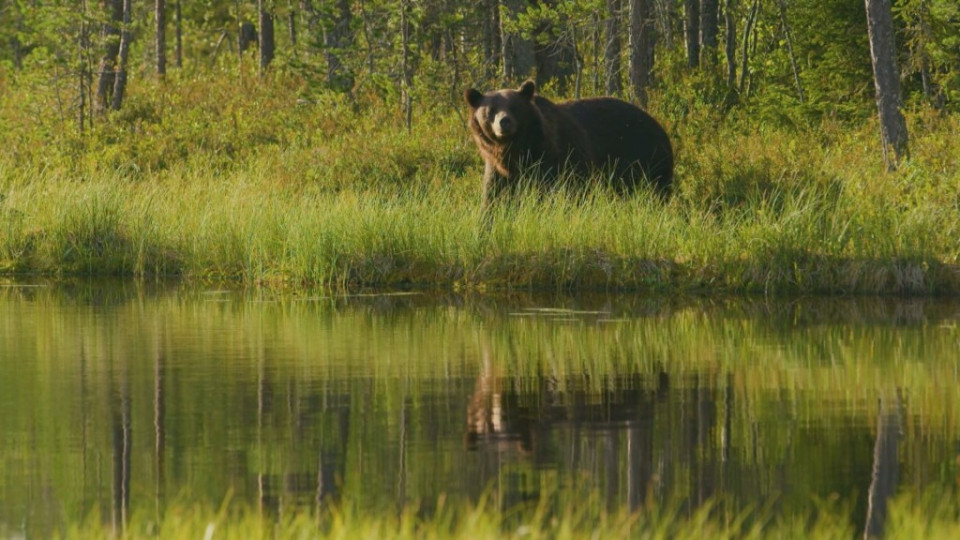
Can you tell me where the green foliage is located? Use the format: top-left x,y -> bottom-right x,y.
897,0 -> 960,105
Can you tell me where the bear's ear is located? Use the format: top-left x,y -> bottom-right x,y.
465,88 -> 484,109
518,80 -> 536,100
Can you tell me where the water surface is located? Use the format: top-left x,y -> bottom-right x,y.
1,282 -> 958,536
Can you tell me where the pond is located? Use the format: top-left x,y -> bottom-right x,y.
1,281 -> 959,537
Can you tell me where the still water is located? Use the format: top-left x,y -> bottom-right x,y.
1,282 -> 959,536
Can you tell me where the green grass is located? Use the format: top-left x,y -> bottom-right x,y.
53,488 -> 960,539
1,71 -> 959,294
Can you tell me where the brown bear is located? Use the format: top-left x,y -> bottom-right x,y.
465,80 -> 673,209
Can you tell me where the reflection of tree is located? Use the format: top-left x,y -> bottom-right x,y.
110,356 -> 131,535
154,345 -> 166,521
864,394 -> 903,539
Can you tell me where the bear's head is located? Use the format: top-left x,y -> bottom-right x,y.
464,80 -> 538,144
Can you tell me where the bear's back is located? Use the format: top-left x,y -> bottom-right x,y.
558,98 -> 673,195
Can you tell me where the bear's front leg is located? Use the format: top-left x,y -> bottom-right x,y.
481,161 -> 511,214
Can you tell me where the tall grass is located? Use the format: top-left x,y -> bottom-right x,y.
1,72 -> 958,293
55,488 -> 960,539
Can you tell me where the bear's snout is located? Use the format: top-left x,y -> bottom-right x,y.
492,113 -> 515,138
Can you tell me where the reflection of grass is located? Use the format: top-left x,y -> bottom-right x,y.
60,489 -> 960,539
2,75 -> 959,294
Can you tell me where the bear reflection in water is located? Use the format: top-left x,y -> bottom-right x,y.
465,347 -> 672,456
464,345 -> 684,511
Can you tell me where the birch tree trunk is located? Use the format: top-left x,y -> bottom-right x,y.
739,0 -> 760,95
95,0 -> 123,113
865,0 -> 909,168
777,0 -> 804,103
111,0 -> 132,110
724,0 -> 737,88
174,0 -> 182,68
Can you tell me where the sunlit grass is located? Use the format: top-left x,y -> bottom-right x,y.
3,163 -> 957,293
1,72 -> 959,293
53,488 -> 960,539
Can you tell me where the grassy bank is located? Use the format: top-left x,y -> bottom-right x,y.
1,72 -> 959,294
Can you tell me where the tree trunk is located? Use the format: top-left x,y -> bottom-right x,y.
699,0 -> 718,66
865,0 -> 909,168
78,0 -> 92,133
776,0 -> 804,103
739,0 -> 760,95
174,0 -> 182,68
628,0 -> 655,106
258,0 -> 275,75
400,0 -> 413,131
288,0 -> 297,47
533,0 -> 577,91
323,0 -> 353,91
659,0 -> 676,49
95,0 -> 123,114
501,0 -> 535,83
111,0 -> 132,110
684,0 -> 700,68
724,0 -> 737,88
358,0 -> 375,76
605,0 -> 623,96
482,0 -> 500,81
8,1 -> 24,69
156,0 -> 166,75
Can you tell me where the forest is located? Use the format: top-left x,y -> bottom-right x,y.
0,1 -> 959,292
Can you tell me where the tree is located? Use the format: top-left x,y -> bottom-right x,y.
501,0 -> 535,83
95,0 -> 123,113
323,0 -> 354,91
174,0 -> 182,68
482,0 -> 500,80
156,0 -> 167,75
738,0 -> 760,95
899,0 -> 960,109
776,0 -> 804,103
684,0 -> 700,67
400,0 -> 413,130
724,0 -> 737,88
628,0 -> 655,105
605,0 -> 623,95
700,0 -> 718,66
865,0 -> 909,168
258,0 -> 275,74
111,0 -> 132,110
